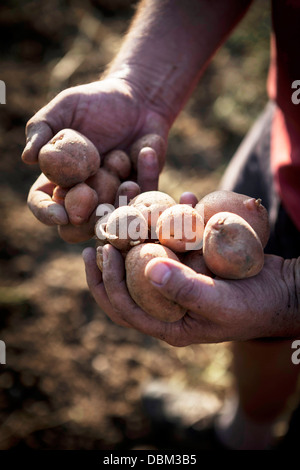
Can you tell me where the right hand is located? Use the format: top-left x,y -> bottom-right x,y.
22,78 -> 170,242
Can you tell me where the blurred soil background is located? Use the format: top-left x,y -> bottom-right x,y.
0,0 -> 278,450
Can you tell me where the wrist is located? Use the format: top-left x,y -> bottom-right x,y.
103,61 -> 181,127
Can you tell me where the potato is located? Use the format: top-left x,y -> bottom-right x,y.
130,134 -> 166,172
38,129 -> 100,188
58,211 -> 97,243
97,206 -> 148,252
203,212 -> 264,279
64,183 -> 98,226
129,191 -> 176,236
196,190 -> 270,248
156,204 -> 204,252
86,168 -> 120,206
103,149 -> 131,180
126,243 -> 186,322
115,181 -> 141,207
182,249 -> 213,277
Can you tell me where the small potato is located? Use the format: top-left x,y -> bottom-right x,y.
115,181 -> 141,207
97,206 -> 148,252
103,149 -> 131,180
129,190 -> 176,236
126,243 -> 186,322
64,183 -> 98,226
156,204 -> 204,252
86,168 -> 120,206
203,212 -> 264,279
130,134 -> 166,172
196,190 -> 270,248
38,129 -> 100,188
58,211 -> 97,243
182,249 -> 213,277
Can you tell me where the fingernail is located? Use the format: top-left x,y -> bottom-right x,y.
140,148 -> 157,167
48,205 -> 68,225
24,139 -> 32,151
147,263 -> 171,286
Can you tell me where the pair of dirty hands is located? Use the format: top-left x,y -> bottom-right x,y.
22,79 -> 294,345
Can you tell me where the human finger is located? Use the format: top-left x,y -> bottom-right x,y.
137,147 -> 160,192
82,246 -> 131,328
27,173 -> 68,225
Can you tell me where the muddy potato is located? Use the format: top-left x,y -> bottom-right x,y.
38,129 -> 100,188
103,149 -> 131,180
98,206 -> 148,252
182,249 -> 213,277
86,168 -> 120,206
203,211 -> 264,279
156,204 -> 204,252
130,134 -> 166,172
126,243 -> 186,322
58,210 -> 97,243
64,183 -> 98,226
115,181 -> 141,207
196,190 -> 270,248
129,191 -> 176,236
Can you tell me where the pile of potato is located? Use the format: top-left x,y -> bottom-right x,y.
37,128 -> 166,242
37,129 -> 270,323
95,189 -> 270,322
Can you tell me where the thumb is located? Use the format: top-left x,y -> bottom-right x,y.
145,257 -> 220,316
22,119 -> 53,164
133,133 -> 167,192
21,89 -> 71,164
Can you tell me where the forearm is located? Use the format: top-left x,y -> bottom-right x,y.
105,0 -> 253,124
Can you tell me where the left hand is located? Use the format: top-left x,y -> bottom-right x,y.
83,244 -> 297,345
82,190 -> 299,345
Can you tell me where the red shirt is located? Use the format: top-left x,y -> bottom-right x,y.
269,0 -> 300,230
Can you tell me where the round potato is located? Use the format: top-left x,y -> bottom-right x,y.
64,183 -> 98,226
125,243 -> 186,322
38,129 -> 100,188
203,211 -> 264,279
103,149 -> 131,180
98,205 -> 148,252
86,168 -> 120,206
129,190 -> 176,236
58,211 -> 97,243
156,204 -> 204,252
196,190 -> 270,248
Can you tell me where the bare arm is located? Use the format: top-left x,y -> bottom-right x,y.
106,0 -> 253,125
22,0 -> 253,241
